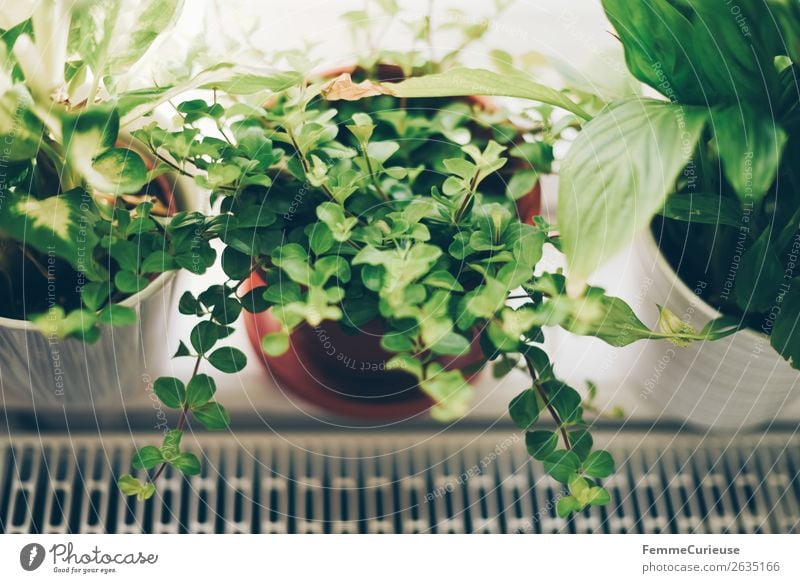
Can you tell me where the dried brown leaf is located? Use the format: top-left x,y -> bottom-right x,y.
321,73 -> 398,101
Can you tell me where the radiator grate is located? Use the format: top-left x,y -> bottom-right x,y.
1,431 -> 798,534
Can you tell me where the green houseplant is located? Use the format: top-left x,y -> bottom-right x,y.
120,40 -> 733,515
557,0 -> 800,308
551,0 -> 800,427
0,0 -> 213,407
0,1 -> 297,418
324,1 -> 800,428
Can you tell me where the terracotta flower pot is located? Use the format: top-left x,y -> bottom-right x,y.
244,63 -> 542,419
243,272 -> 485,420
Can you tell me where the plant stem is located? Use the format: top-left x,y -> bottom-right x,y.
524,356 -> 571,450
362,147 -> 389,201
454,174 -> 480,223
20,245 -> 51,280
150,151 -> 236,192
286,130 -> 366,247
146,353 -> 202,485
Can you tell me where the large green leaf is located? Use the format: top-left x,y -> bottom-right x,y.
659,193 -> 744,227
602,0 -> 705,103
557,98 -> 707,292
69,0 -> 184,78
734,230 -> 784,313
91,147 -> 148,194
767,0 -> 800,63
771,282 -> 800,369
62,107 -> 147,194
0,89 -> 42,160
119,64 -> 302,125
712,106 -> 787,203
560,288 -> 654,347
323,67 -> 591,120
0,188 -> 103,279
603,0 -> 777,105
689,2 -> 778,104
200,70 -> 305,95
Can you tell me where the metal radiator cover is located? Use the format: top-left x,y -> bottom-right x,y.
1,431 -> 798,534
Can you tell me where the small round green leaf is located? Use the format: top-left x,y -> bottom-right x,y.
587,486 -> 612,506
208,347 -> 247,373
153,376 -> 186,409
583,450 -> 615,479
240,286 -> 269,313
178,292 -> 202,316
137,482 -> 156,501
118,474 -> 145,497
114,271 -> 148,294
141,250 -> 177,274
525,430 -> 558,460
509,389 -> 540,430
430,332 -> 471,356
544,380 -> 583,424
380,333 -> 414,353
132,446 -> 164,470
190,321 -> 219,354
193,401 -> 230,430
543,450 -> 581,483
556,495 -> 582,518
221,247 -> 252,280
568,430 -> 593,462
261,331 -> 289,356
186,374 -> 216,408
81,282 -> 109,311
91,148 -> 148,194
171,452 -> 202,476
98,305 -> 137,326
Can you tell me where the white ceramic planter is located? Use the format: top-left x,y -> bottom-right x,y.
0,140 -> 198,409
635,231 -> 800,430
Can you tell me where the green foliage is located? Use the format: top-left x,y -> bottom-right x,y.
557,99 -> 707,291
104,1 -> 767,518
119,44 -> 651,513
557,1 -> 800,371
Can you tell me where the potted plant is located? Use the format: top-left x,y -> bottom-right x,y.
0,0 -> 302,416
241,57 -> 547,419
0,1 -> 213,409
550,0 -> 800,428
333,2 -> 800,430
121,40 -> 729,515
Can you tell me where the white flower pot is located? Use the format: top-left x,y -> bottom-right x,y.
635,231 -> 800,430
0,142 -> 198,409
